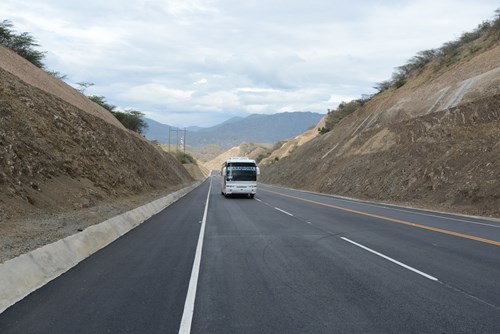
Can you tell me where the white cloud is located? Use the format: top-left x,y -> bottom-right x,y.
197,90 -> 240,111
326,94 -> 359,105
245,104 -> 270,113
163,0 -> 217,16
121,84 -> 194,102
193,78 -> 208,85
237,88 -> 280,93
0,0 -> 498,127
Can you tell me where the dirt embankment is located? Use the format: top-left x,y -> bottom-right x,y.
260,40 -> 500,218
0,61 -> 193,262
0,46 -> 124,129
204,142 -> 271,171
183,163 -> 210,179
261,94 -> 500,217
260,116 -> 326,166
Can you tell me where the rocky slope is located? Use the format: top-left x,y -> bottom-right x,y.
0,46 -> 124,128
259,116 -> 326,166
183,163 -> 210,180
260,43 -> 500,218
0,47 -> 193,262
204,142 -> 272,171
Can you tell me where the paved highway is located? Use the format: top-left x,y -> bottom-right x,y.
1,176 -> 499,333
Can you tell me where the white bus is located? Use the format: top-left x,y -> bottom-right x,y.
221,157 -> 260,198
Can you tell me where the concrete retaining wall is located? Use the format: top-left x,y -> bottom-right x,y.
0,180 -> 203,314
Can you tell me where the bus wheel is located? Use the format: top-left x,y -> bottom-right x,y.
249,194 -> 255,199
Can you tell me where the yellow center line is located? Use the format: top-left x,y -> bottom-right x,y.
260,188 -> 500,247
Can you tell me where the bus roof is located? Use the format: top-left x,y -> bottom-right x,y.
225,157 -> 256,164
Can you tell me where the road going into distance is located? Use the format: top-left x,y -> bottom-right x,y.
1,175 -> 499,333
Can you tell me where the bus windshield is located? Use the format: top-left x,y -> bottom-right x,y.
227,163 -> 257,181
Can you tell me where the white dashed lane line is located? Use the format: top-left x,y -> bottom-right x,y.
274,207 -> 294,217
340,237 -> 438,281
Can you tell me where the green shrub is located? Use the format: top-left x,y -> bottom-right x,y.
374,8 -> 500,92
0,19 -> 46,68
318,127 -> 330,135
112,109 -> 148,135
175,152 -> 196,164
256,153 -> 270,164
88,95 -> 148,135
393,79 -> 406,89
323,98 -> 366,132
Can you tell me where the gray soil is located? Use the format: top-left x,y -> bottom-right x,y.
0,48 -> 194,263
260,43 -> 500,218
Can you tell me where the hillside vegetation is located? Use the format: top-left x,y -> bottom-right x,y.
1,20 -> 148,134
259,116 -> 326,166
260,14 -> 500,217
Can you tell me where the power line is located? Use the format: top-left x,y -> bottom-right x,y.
168,127 -> 187,154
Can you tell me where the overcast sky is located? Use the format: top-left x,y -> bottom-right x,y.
1,1 -> 498,127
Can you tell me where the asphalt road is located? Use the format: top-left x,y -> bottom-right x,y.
1,177 -> 499,333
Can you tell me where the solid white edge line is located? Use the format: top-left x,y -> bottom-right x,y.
255,198 -> 262,202
275,207 -> 294,216
340,237 -> 439,282
178,177 -> 212,334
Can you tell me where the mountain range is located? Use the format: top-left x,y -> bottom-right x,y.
143,112 -> 324,149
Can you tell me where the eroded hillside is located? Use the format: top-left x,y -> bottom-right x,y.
0,48 -> 193,261
259,116 -> 326,166
204,142 -> 273,171
261,43 -> 500,218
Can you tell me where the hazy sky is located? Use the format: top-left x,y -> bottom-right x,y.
1,0 -> 498,126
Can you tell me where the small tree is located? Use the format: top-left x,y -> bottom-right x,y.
373,80 -> 392,93
47,70 -> 68,80
87,95 -> 147,134
318,126 -> 330,135
0,20 -> 14,44
114,109 -> 148,135
493,8 -> 500,32
175,151 -> 196,164
88,95 -> 116,112
76,82 -> 94,94
0,20 -> 46,68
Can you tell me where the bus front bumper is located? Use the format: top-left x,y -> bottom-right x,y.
225,185 -> 257,194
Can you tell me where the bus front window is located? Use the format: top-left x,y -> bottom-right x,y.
227,163 -> 257,181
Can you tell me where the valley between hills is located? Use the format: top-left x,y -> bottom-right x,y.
1,16 -> 500,264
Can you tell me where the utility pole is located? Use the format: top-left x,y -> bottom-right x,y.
183,128 -> 186,154
168,127 -> 171,153
168,127 -> 186,155
176,127 -> 179,153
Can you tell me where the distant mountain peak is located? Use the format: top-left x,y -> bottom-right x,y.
143,111 -> 324,148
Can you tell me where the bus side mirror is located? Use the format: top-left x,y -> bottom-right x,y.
257,167 -> 260,175
222,167 -> 227,176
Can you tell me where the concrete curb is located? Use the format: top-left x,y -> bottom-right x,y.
0,180 -> 204,314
